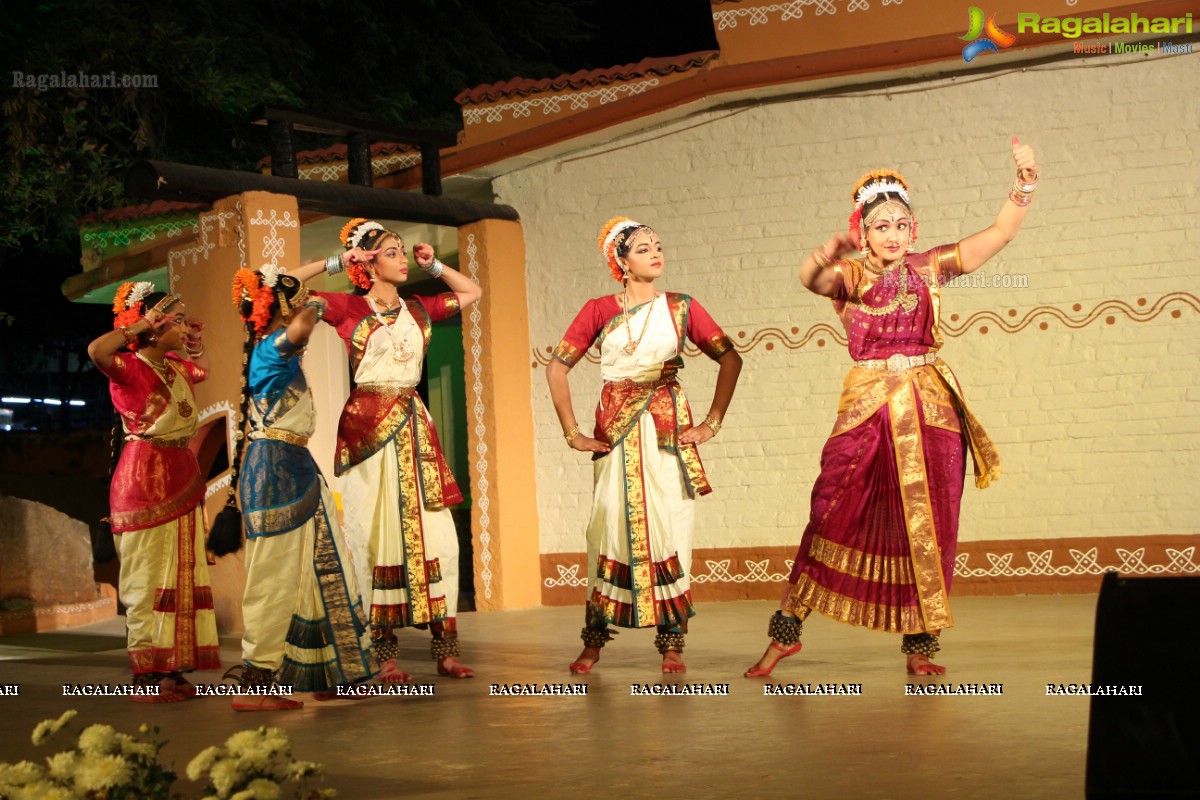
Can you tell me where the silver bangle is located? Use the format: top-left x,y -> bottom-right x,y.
426,257 -> 445,279
325,254 -> 345,275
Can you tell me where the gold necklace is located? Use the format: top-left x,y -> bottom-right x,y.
137,352 -> 175,386
366,296 -> 416,363
368,291 -> 400,310
854,257 -> 917,317
620,292 -> 659,356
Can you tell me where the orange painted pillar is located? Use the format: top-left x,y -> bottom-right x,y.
458,219 -> 542,612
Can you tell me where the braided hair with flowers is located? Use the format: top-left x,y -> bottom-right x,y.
597,217 -> 655,282
847,169 -> 918,254
208,265 -> 311,556
339,218 -> 401,293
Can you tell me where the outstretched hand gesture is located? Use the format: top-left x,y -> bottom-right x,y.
1012,136 -> 1038,184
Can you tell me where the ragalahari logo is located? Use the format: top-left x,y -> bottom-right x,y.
961,7 -> 1017,61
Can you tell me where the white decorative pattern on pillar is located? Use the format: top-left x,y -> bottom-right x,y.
248,208 -> 297,268
465,233 -> 494,599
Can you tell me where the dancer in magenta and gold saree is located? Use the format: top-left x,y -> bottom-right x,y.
745,138 -> 1039,677
548,217 -> 742,674
88,285 -> 220,701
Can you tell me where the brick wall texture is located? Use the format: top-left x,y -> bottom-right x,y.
492,54 -> 1200,593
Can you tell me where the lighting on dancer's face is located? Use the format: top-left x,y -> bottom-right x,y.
621,233 -> 665,282
371,236 -> 410,284
865,211 -> 911,264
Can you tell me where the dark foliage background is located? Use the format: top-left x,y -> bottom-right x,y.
0,0 -> 718,432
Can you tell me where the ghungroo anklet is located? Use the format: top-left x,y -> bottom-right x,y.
901,632 -> 941,657
768,611 -> 803,646
133,671 -> 166,688
654,632 -> 686,654
374,639 -> 401,665
580,626 -> 616,649
431,635 -> 461,661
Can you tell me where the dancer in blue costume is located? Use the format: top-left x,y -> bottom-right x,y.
223,266 -> 375,710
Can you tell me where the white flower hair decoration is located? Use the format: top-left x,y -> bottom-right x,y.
259,263 -> 283,288
126,281 -> 155,309
854,180 -> 910,208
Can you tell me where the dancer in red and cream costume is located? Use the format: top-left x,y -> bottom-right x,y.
744,138 -> 1038,678
291,219 -> 481,681
87,283 -> 220,701
547,217 -> 742,674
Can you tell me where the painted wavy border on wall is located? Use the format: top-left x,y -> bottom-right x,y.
540,535 -> 1200,605
530,292 -> 1200,367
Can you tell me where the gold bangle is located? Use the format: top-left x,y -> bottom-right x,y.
186,347 -> 205,358
812,249 -> 832,270
702,414 -> 722,436
119,326 -> 136,347
564,424 -> 581,446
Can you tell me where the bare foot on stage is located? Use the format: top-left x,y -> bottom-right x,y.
906,654 -> 947,676
661,651 -> 687,674
232,695 -> 304,712
378,659 -> 414,684
743,641 -> 802,678
437,657 -> 476,679
569,646 -> 601,674
131,674 -> 192,703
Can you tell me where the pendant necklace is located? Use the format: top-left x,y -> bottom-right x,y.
366,295 -> 416,363
621,291 -> 659,356
137,352 -> 192,416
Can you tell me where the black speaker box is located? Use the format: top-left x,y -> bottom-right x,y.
1086,572 -> 1200,798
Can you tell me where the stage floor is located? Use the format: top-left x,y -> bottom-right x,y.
0,595 -> 1100,799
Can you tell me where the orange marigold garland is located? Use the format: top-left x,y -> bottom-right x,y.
230,268 -> 278,336
340,217 -> 369,247
339,218 -> 381,289
112,282 -> 135,316
346,262 -> 372,290
597,216 -> 642,283
112,281 -> 155,348
248,286 -> 275,334
231,268 -> 260,307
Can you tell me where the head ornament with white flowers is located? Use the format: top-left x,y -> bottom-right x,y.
597,217 -> 656,282
847,169 -> 918,254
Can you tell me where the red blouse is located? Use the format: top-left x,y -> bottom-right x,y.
100,353 -> 207,533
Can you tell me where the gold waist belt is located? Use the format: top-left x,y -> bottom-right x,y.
254,428 -> 311,447
125,435 -> 190,449
603,376 -> 679,389
854,351 -> 940,373
355,382 -> 417,398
